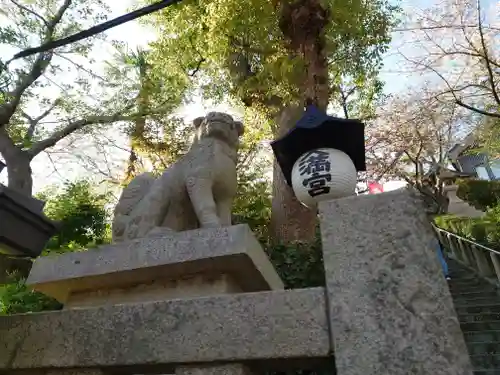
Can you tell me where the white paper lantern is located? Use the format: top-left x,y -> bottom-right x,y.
291,148 -> 357,208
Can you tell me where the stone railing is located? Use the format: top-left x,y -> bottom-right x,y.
434,225 -> 500,285
0,191 -> 475,375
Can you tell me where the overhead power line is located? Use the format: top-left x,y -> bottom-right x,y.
8,0 -> 183,62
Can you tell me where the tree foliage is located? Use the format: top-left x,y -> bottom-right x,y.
141,0 -> 398,244
144,0 -> 396,111
456,179 -> 500,212
104,46 -> 189,183
37,180 -> 111,252
472,116 -> 500,157
0,1 -> 173,195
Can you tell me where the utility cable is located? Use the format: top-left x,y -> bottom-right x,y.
8,0 -> 183,62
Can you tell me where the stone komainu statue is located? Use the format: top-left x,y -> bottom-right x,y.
112,112 -> 244,243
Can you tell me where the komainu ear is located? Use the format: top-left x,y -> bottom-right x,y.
234,121 -> 244,136
193,117 -> 204,128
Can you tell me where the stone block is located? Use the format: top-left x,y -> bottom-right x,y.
26,224 -> 283,306
319,190 -> 474,375
0,288 -> 330,369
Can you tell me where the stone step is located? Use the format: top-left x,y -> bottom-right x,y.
461,321 -> 500,332
459,313 -> 500,323
454,296 -> 500,306
474,370 -> 500,375
449,267 -> 479,274
464,330 -> 500,343
470,354 -> 500,369
449,280 -> 492,289
450,273 -> 479,279
449,264 -> 478,272
467,341 -> 500,356
450,285 -> 495,294
450,285 -> 499,294
452,291 -> 500,299
455,304 -> 500,315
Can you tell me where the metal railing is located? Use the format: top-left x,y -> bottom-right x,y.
434,225 -> 500,286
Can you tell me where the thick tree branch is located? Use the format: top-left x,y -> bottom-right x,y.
0,125 -> 18,153
0,0 -> 72,127
27,111 -> 137,157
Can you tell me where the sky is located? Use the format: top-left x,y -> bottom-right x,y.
0,0 -> 463,193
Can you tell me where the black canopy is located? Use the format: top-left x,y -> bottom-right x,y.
271,105 -> 366,186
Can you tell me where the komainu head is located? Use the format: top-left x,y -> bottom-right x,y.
192,112 -> 244,149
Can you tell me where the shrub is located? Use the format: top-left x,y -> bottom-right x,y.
456,179 -> 500,211
39,181 -> 111,252
264,229 -> 325,289
0,274 -> 61,315
434,209 -> 500,250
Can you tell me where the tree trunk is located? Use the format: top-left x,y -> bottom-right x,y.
278,0 -> 330,109
0,128 -> 33,195
270,105 -> 318,244
5,152 -> 33,196
270,0 -> 330,245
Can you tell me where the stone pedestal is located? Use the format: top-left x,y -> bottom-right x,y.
27,224 -> 283,309
318,190 -> 473,375
27,224 -> 284,374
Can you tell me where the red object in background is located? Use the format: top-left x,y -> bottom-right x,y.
368,181 -> 384,194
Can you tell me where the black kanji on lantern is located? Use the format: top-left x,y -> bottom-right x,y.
304,174 -> 332,197
297,150 -> 333,197
271,105 -> 366,187
298,150 -> 331,176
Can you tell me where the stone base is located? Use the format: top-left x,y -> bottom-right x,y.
26,224 -> 283,308
65,273 -> 242,309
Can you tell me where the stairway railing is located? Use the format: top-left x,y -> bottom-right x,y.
434,225 -> 500,286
